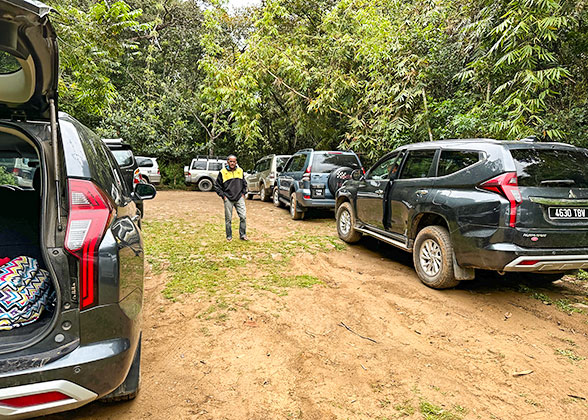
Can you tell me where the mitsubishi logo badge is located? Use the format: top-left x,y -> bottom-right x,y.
569,189 -> 577,199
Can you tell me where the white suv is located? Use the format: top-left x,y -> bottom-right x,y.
184,156 -> 226,191
136,156 -> 161,184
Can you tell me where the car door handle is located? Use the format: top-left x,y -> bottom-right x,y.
416,190 -> 429,197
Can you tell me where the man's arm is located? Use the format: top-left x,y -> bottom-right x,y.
241,175 -> 248,197
214,171 -> 225,199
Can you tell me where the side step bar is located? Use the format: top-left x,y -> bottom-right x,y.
355,226 -> 411,252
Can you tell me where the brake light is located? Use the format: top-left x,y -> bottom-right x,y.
302,165 -> 311,182
328,151 -> 342,154
12,168 -> 20,176
65,179 -> 114,310
479,172 -> 522,228
0,392 -> 70,408
133,168 -> 142,185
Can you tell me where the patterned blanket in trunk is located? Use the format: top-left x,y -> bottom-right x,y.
0,256 -> 55,330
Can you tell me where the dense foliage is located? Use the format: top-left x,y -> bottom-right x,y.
51,0 -> 588,172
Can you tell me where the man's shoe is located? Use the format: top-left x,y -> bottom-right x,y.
227,237 -> 232,242
240,236 -> 249,241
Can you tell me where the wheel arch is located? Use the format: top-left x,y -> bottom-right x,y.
411,212 -> 450,241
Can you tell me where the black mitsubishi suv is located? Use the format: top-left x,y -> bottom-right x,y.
335,139 -> 588,289
0,1 -> 156,417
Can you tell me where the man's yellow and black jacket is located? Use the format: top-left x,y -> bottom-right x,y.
214,165 -> 248,201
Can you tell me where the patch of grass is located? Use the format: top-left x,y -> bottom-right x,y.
525,289 -> 584,315
555,348 -> 585,362
379,398 -> 391,408
419,400 -> 462,420
252,274 -> 321,293
577,270 -> 588,281
144,220 -> 342,300
394,401 -> 415,416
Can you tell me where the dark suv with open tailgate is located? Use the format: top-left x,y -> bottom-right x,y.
0,1 -> 156,417
335,139 -> 588,289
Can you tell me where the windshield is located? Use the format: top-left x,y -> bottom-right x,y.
311,153 -> 360,173
511,148 -> 588,188
111,149 -> 134,167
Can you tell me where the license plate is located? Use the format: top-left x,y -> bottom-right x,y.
548,207 -> 588,219
311,185 -> 325,198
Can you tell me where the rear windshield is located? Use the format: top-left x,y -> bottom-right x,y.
276,156 -> 289,169
311,153 -> 360,173
111,149 -> 134,167
511,148 -> 588,188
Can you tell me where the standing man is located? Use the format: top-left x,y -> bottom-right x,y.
214,155 -> 248,241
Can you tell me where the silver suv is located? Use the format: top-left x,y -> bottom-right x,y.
246,154 -> 291,201
184,156 -> 225,191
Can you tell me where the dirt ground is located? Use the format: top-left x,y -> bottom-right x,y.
50,191 -> 588,420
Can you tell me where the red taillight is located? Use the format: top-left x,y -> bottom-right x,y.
12,168 -> 20,176
479,172 -> 522,228
133,168 -> 142,185
65,179 -> 114,310
0,392 -> 70,408
302,165 -> 311,182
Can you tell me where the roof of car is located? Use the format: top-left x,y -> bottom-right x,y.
397,138 -> 578,150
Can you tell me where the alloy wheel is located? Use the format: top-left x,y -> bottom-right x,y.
339,209 -> 351,235
419,239 -> 442,277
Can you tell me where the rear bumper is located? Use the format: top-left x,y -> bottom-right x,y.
297,190 -> 335,209
0,337 -> 135,418
453,224 -> 588,273
0,380 -> 97,419
503,254 -> 588,272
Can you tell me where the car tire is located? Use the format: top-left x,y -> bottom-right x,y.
142,175 -> 150,184
336,202 -> 362,243
290,192 -> 305,220
260,185 -> 270,202
273,187 -> 284,208
246,190 -> 254,200
198,178 -> 213,192
413,226 -> 460,289
101,337 -> 141,403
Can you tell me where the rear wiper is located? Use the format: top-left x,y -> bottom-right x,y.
540,179 -> 575,186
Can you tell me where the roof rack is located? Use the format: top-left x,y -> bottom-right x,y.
194,155 -> 227,161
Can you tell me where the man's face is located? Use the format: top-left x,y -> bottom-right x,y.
227,157 -> 237,169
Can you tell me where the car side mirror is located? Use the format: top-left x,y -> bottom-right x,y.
351,169 -> 363,181
276,166 -> 284,172
134,183 -> 157,200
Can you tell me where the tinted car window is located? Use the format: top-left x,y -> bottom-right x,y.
288,154 -> 307,172
192,161 -> 206,170
400,150 -> 436,179
511,148 -> 588,188
311,153 -> 360,173
208,162 -> 223,171
262,159 -> 271,171
437,151 -> 481,177
111,149 -> 134,167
